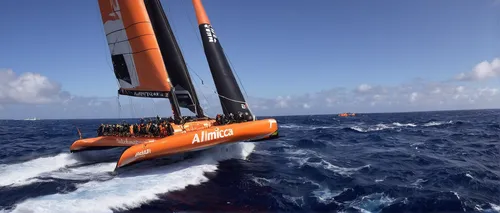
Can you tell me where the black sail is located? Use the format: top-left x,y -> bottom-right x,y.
144,0 -> 205,118
192,0 -> 254,121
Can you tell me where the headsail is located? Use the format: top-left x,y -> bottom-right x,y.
98,0 -> 171,98
144,0 -> 205,117
192,0 -> 254,121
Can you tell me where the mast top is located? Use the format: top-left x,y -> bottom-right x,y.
192,0 -> 210,25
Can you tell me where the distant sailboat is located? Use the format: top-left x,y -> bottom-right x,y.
70,0 -> 279,170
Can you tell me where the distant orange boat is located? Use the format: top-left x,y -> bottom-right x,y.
70,0 -> 279,170
338,113 -> 356,117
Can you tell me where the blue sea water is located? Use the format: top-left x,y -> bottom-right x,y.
0,109 -> 499,213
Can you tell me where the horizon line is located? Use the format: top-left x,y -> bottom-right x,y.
2,107 -> 498,121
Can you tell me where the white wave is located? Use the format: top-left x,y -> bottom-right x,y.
423,120 -> 453,127
306,159 -> 370,176
251,177 -> 278,186
252,150 -> 273,156
350,124 -> 392,132
283,148 -> 315,156
410,178 -> 427,189
288,155 -> 369,176
349,192 -> 395,212
349,120 -> 454,132
39,163 -> 116,181
477,203 -> 500,213
280,124 -> 303,129
0,153 -> 78,187
250,175 -> 320,188
490,203 -> 500,212
465,173 -> 475,180
280,124 -> 338,130
392,122 -> 417,127
282,195 -> 304,207
6,142 -> 255,213
312,187 -> 341,204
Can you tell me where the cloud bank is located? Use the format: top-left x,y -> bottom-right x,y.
1,58 -> 499,119
455,58 -> 500,81
0,69 -> 69,104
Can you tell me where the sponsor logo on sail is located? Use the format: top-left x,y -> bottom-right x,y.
192,127 -> 233,144
135,149 -> 151,157
204,24 -> 218,43
132,91 -> 165,97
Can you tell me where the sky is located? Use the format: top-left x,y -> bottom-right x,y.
0,0 -> 500,119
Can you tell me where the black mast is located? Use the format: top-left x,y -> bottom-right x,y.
191,0 -> 254,121
144,0 -> 205,118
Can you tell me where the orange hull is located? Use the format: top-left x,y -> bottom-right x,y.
70,119 -> 216,152
115,118 -> 279,169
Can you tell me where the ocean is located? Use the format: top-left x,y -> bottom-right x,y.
0,109 -> 499,213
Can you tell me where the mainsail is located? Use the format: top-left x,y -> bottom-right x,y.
144,0 -> 205,117
98,0 -> 172,98
192,0 -> 255,120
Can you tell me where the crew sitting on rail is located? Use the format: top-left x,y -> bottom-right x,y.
96,117 -> 175,137
214,111 -> 254,125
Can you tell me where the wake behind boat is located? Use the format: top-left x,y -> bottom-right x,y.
69,0 -> 280,169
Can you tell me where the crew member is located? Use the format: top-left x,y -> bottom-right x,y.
97,124 -> 104,136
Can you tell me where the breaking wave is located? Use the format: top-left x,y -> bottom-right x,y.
0,153 -> 79,187
348,120 -> 454,132
3,143 -> 255,213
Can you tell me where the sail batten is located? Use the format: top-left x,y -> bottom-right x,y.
98,0 -> 171,97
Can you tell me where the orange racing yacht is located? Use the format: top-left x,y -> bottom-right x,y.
70,0 -> 279,169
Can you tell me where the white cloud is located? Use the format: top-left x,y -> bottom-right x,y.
2,62 -> 500,119
356,84 -> 372,93
0,69 -> 67,104
455,58 -> 500,81
275,95 -> 291,108
409,92 -> 418,103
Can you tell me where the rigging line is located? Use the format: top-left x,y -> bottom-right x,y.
214,89 -> 231,116
220,46 -> 256,117
191,72 -> 214,115
105,21 -> 150,36
182,0 -> 204,47
164,2 -> 205,86
221,46 -> 249,100
180,0 -> 212,86
180,0 -> 242,98
128,97 -> 136,118
93,1 -> 116,78
220,47 -> 257,118
117,95 -> 122,118
183,0 -> 251,111
215,92 -> 247,104
107,34 -> 155,45
186,63 -> 204,85
166,1 -> 214,116
152,99 -> 159,116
